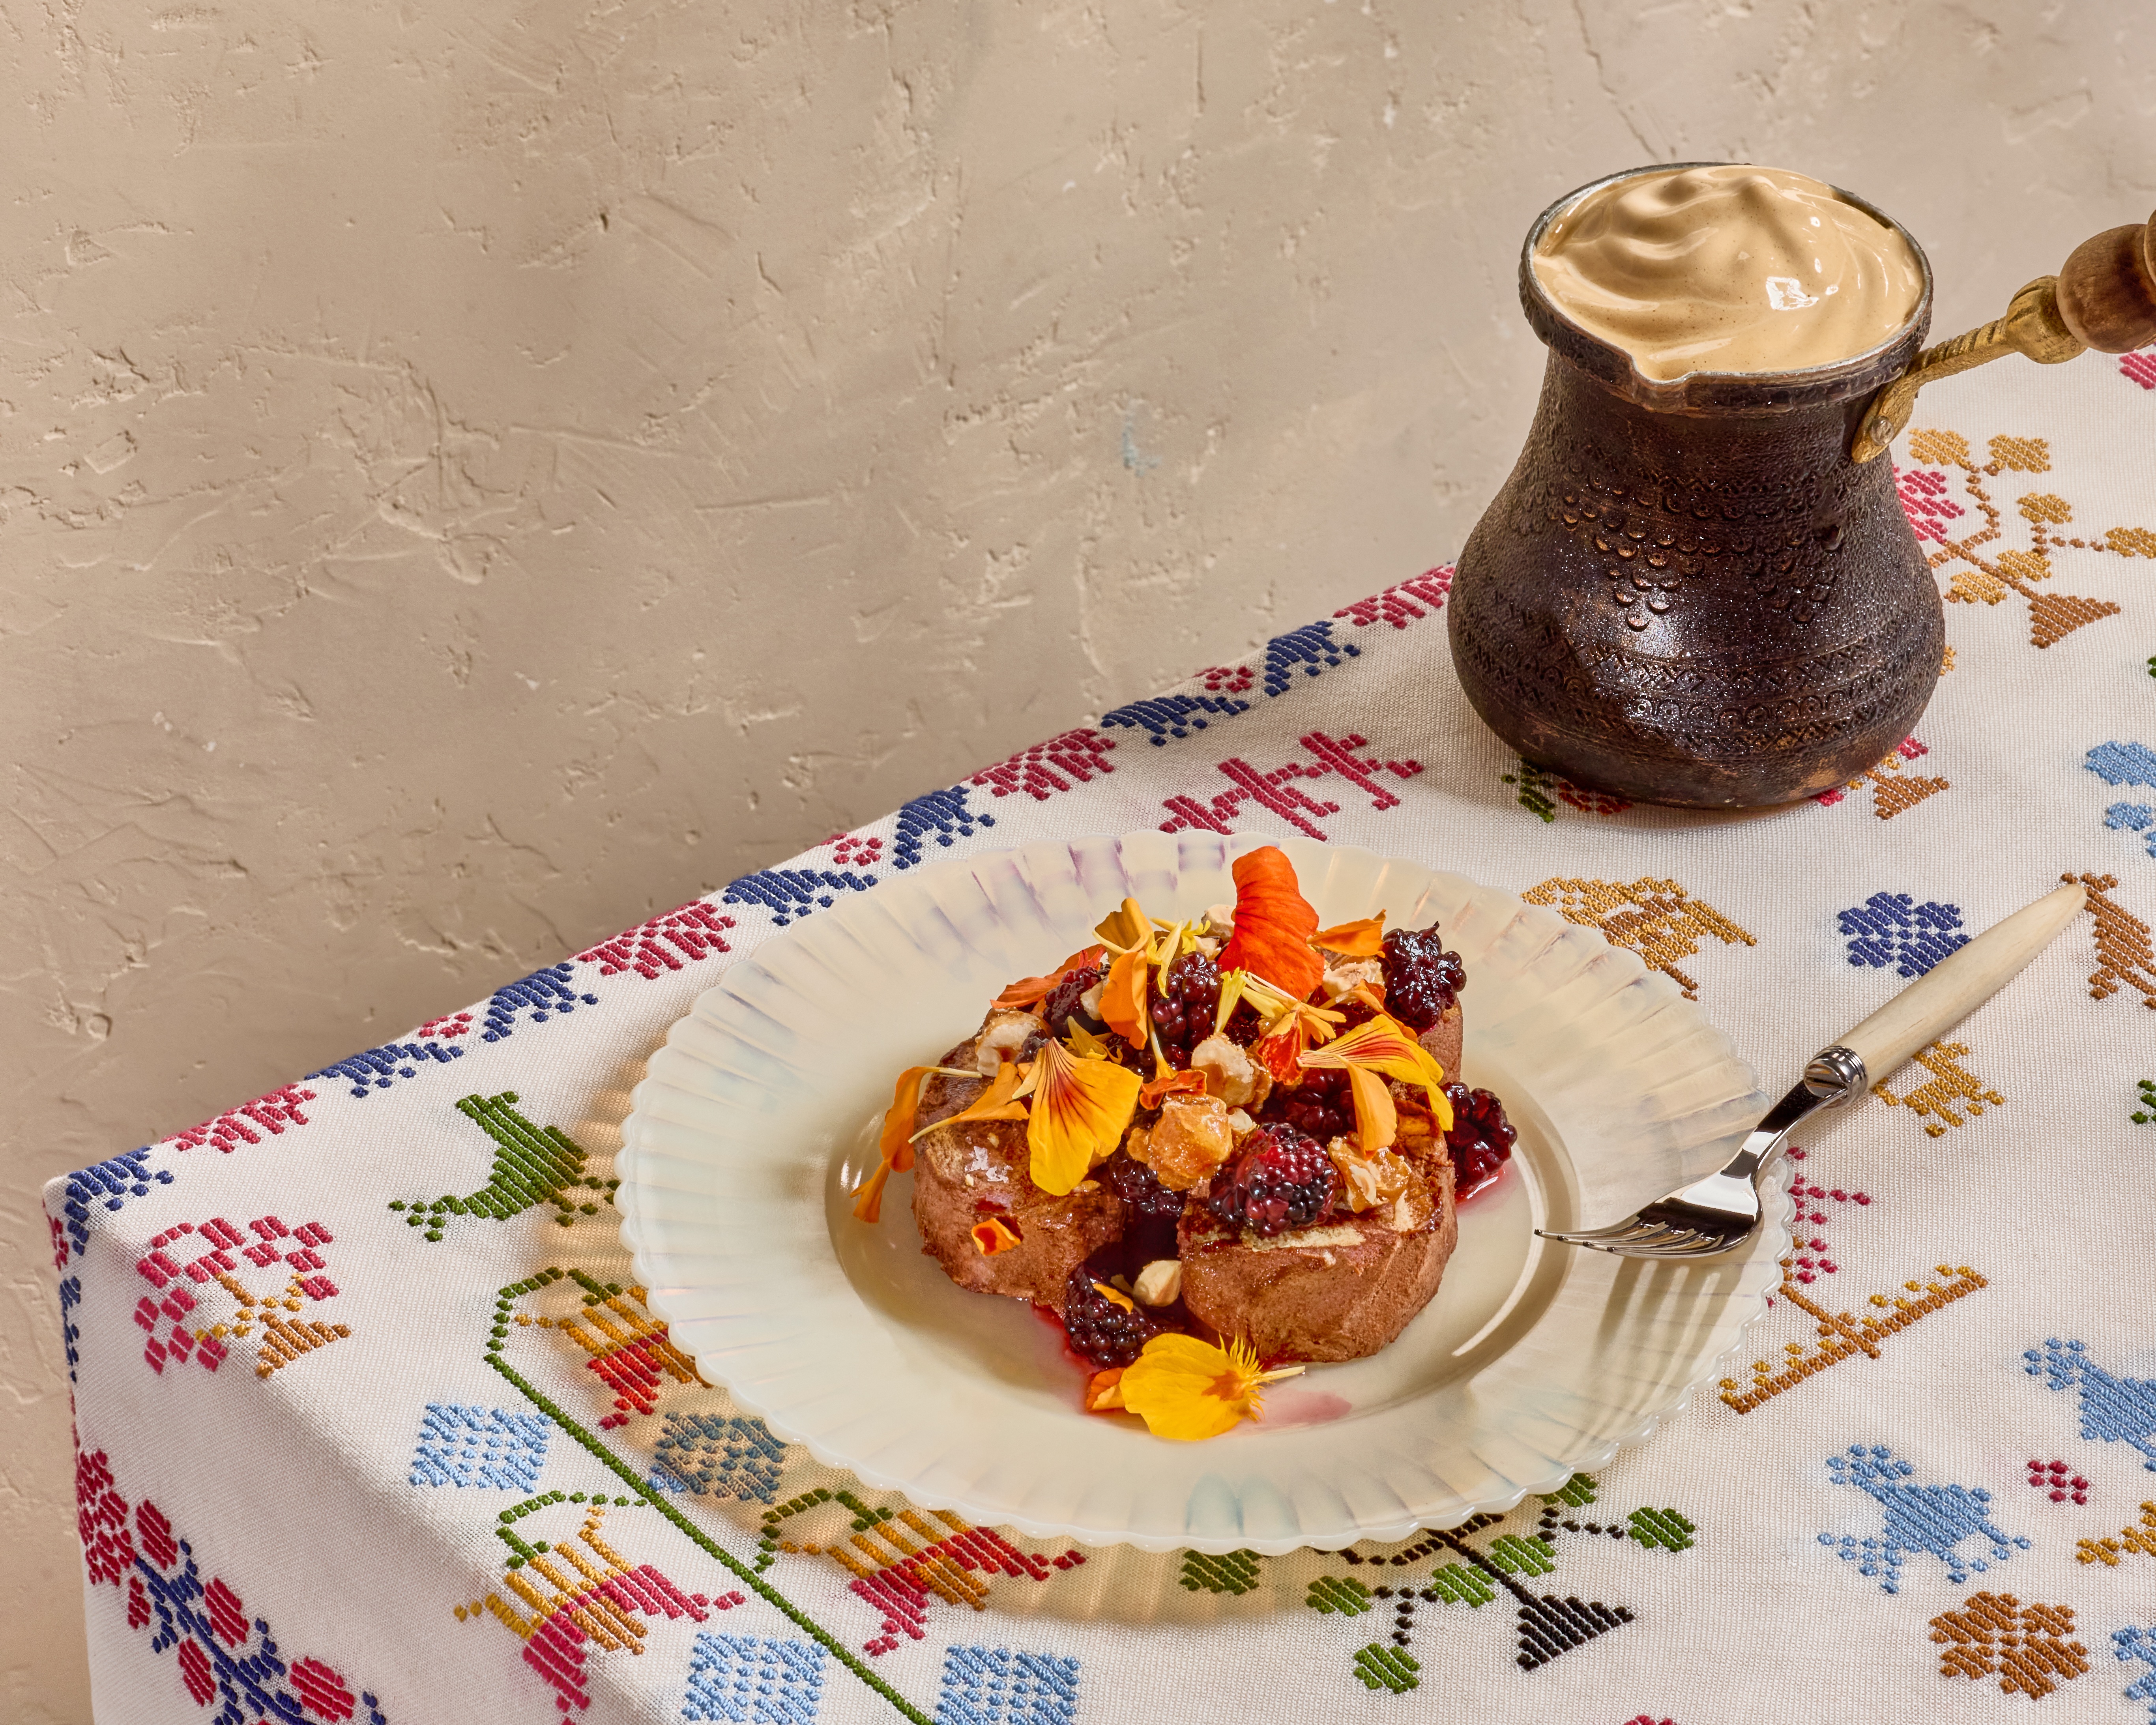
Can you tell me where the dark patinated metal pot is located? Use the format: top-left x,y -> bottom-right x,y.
1448,165 -> 1945,809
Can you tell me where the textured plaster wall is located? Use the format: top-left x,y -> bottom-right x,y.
2,0 -> 2146,1712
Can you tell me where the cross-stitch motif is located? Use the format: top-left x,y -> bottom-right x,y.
891,787 -> 993,871
1871,1041 -> 2006,1138
722,868 -> 876,928
1179,1550 -> 1261,1595
1301,1475 -> 1691,1688
1099,690 -> 1253,746
1815,737 -> 1949,820
162,1084 -> 317,1152
1723,1262 -> 1986,1414
1902,429 -> 2147,647
59,1147 -> 174,1257
2025,1338 -> 2156,1469
1820,1444 -> 2030,1594
2025,1459 -> 2090,1507
1520,877 -> 1755,999
2107,801 -> 2156,858
410,1404 -> 552,1489
1927,1592 -> 2089,1699
1157,730 -> 1422,841
307,1040 -> 466,1099
932,1646 -> 1079,1725
1260,620 -> 1360,697
650,1413 -> 787,1506
2074,1501 -> 2156,1568
2133,1079 -> 2156,1126
2089,741 -> 2156,788
509,1270 -> 707,1430
2118,1624 -> 2156,1721
967,729 -> 1117,799
76,1448 -> 389,1723
578,901 -> 737,978
683,1632 -> 825,1724
462,1499 -> 724,1715
1331,566 -> 1454,631
390,1093 -> 614,1242
1501,758 -> 1632,821
2125,350 -> 2156,390
2068,872 -> 2156,1007
133,1215 -> 346,1378
1837,891 -> 1970,977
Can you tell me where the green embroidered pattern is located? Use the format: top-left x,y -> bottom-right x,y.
1181,1549 -> 1263,1595
390,1093 -> 616,1240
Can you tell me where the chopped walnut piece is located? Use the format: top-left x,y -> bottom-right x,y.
1145,1094 -> 1238,1191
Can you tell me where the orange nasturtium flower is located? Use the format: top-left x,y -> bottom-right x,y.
1217,846 -> 1324,1000
853,1065 -> 934,1223
1299,1013 -> 1454,1129
1027,1036 -> 1142,1196
970,1216 -> 1023,1255
928,1060 -> 1031,1135
1096,946 -> 1151,1045
1117,1334 -> 1304,1440
992,945 -> 1103,1010
1138,1066 -> 1209,1109
1250,997 -> 1346,1085
1311,912 -> 1387,958
1343,1065 -> 1398,1155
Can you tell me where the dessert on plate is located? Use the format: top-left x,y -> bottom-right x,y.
850,847 -> 1516,1440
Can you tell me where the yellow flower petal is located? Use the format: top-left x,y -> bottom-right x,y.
1094,896 -> 1153,953
917,1060 -> 1029,1139
1345,1064 -> 1398,1154
1118,1334 -> 1303,1441
1299,1012 -> 1454,1128
1027,1036 -> 1142,1196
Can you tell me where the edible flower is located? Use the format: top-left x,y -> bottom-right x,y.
1343,1065 -> 1398,1154
1298,1013 -> 1454,1129
1117,1334 -> 1305,1440
1027,1036 -> 1143,1196
992,945 -> 1102,1010
1065,1021 -> 1115,1060
1138,1066 -> 1209,1109
853,1065 -> 934,1223
1311,912 -> 1387,958
1250,996 -> 1346,1085
970,1216 -> 1023,1255
1217,846 -> 1325,1000
1083,1367 -> 1127,1413
1094,896 -> 1156,954
919,1059 -> 1030,1138
1096,945 -> 1150,1045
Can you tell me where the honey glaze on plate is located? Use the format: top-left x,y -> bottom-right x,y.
825,1039 -> 1570,1435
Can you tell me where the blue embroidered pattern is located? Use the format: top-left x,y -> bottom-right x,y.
1818,1444 -> 2029,1593
2105,802 -> 2156,858
2088,741 -> 2156,786
2026,1338 -> 2156,1469
1099,691 -> 1253,746
60,1272 -> 82,1380
408,1404 -> 552,1490
720,869 -> 876,928
1262,620 -> 1358,697
2119,1624 -> 2156,1721
1837,892 -> 1972,977
307,1042 -> 464,1099
934,1646 -> 1081,1725
60,1148 -> 174,1255
649,1413 -> 787,1505
892,786 -> 993,871
478,964 -> 600,1042
681,1632 -> 825,1723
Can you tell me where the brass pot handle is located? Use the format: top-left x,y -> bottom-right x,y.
1852,210 -> 2156,462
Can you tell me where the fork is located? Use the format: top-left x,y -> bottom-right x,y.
1534,879 -> 2088,1259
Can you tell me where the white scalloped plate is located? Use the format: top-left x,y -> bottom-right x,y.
616,833 -> 1787,1553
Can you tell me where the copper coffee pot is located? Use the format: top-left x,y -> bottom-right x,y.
1447,165 -> 2156,810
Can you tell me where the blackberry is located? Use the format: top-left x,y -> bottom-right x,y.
1381,926 -> 1466,1032
1266,1066 -> 1354,1143
1061,1262 -> 1163,1368
1443,1083 -> 1517,1201
1205,1124 -> 1339,1237
1039,963 -> 1105,1036
1095,1151 -> 1186,1269
1149,950 -> 1221,1068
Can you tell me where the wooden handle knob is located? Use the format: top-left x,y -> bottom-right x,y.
2055,211 -> 2156,354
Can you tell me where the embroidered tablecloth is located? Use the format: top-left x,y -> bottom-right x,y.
47,348 -> 2156,1725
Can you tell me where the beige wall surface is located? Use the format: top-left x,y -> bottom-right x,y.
3,0 -> 2146,1712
